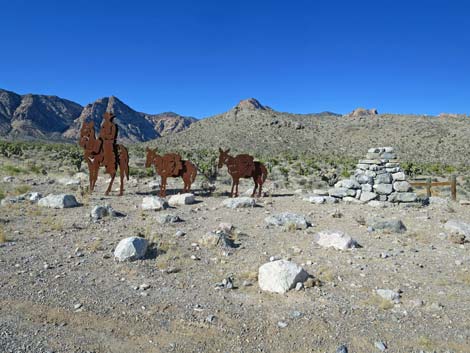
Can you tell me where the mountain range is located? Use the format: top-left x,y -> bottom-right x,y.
0,89 -> 196,142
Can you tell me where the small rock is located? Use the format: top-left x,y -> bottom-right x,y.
376,289 -> 400,303
222,197 -> 256,209
157,214 -> 181,225
277,321 -> 288,328
374,341 -> 387,352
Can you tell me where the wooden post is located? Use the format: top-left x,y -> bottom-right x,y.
426,178 -> 432,198
450,175 -> 457,201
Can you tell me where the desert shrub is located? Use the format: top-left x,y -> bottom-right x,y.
15,185 -> 31,195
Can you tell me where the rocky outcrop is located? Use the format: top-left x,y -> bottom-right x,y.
144,112 -> 196,136
235,98 -> 268,111
346,107 -> 378,117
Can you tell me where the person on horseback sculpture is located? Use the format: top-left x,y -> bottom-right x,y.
99,112 -> 118,174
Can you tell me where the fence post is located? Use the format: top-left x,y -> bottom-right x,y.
425,178 -> 431,197
450,175 -> 457,201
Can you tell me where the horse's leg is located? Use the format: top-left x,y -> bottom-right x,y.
105,172 -> 115,196
90,163 -> 98,192
252,176 -> 258,198
234,177 -> 240,197
230,178 -> 235,198
258,176 -> 263,197
118,165 -> 124,196
160,176 -> 167,197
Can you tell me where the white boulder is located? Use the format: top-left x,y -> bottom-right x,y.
142,196 -> 168,210
114,237 -> 148,261
258,260 -> 309,294
168,193 -> 196,206
38,194 -> 79,209
314,230 -> 358,250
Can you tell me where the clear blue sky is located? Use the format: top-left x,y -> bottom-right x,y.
1,0 -> 468,117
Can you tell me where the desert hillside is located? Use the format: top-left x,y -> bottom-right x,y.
150,98 -> 470,167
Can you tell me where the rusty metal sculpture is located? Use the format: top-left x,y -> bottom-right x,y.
79,112 -> 129,196
218,148 -> 268,197
145,147 -> 197,197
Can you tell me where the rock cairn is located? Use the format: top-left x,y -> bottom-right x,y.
309,147 -> 418,205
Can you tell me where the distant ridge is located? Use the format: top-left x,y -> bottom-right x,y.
0,88 -> 196,143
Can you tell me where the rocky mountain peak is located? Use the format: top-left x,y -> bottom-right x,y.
235,98 -> 267,111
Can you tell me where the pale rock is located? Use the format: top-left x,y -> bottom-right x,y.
168,193 -> 195,206
360,191 -> 378,202
314,230 -> 358,250
114,237 -> 148,261
222,197 -> 256,209
142,196 -> 168,210
38,194 -> 79,209
392,172 -> 406,181
373,184 -> 393,195
393,181 -> 412,192
265,212 -> 310,229
258,260 -> 309,294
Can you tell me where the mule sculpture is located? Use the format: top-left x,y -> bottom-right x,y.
218,148 -> 268,197
79,113 -> 129,196
145,147 -> 197,197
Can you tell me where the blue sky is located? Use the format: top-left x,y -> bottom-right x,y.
1,0 -> 468,117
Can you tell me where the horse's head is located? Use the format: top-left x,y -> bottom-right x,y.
218,148 -> 231,169
145,147 -> 157,168
79,121 -> 95,149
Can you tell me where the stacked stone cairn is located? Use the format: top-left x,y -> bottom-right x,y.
307,147 -> 418,205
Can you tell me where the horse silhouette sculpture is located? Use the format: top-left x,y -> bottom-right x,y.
79,113 -> 129,196
218,148 -> 268,197
145,147 -> 197,197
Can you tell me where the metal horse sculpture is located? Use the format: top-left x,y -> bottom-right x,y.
218,148 -> 268,197
145,147 -> 197,197
79,113 -> 129,196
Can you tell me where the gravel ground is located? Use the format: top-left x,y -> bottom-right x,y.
1,174 -> 470,353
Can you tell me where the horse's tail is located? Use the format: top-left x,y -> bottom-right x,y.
119,144 -> 130,180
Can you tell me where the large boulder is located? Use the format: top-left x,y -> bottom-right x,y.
258,260 -> 309,294
444,220 -> 470,239
168,193 -> 196,206
265,212 -> 310,230
114,237 -> 148,261
222,197 -> 256,209
314,230 -> 358,250
38,194 -> 79,209
142,196 -> 168,210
